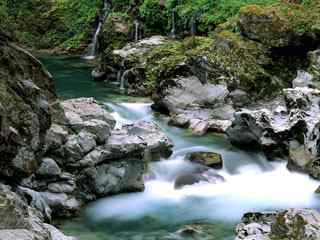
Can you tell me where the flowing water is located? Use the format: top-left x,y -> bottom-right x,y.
83,0 -> 110,60
42,56 -> 320,240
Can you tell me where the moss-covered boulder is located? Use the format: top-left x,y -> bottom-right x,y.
239,3 -> 320,48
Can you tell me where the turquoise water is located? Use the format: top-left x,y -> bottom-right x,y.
42,56 -> 320,240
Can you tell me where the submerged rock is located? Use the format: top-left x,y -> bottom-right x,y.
174,170 -> 224,189
186,152 -> 223,169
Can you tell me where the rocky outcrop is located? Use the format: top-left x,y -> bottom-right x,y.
227,86 -> 320,178
0,33 -> 56,179
236,209 -> 320,240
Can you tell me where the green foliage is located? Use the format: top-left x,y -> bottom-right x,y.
2,0 -> 100,50
139,0 -> 168,34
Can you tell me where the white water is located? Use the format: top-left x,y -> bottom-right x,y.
87,102 -> 320,225
170,9 -> 176,38
83,0 -> 110,60
134,20 -> 140,42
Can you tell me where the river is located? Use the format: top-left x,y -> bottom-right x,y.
41,56 -> 320,240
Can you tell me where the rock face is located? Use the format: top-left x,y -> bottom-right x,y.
0,34 -> 56,179
236,209 -> 320,240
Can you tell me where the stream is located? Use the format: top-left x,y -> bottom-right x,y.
41,56 -> 320,240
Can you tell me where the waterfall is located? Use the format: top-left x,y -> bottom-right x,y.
170,9 -> 176,38
190,15 -> 196,36
120,69 -> 130,91
83,0 -> 110,60
134,20 -> 140,42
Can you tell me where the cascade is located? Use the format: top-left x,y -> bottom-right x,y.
134,20 -> 140,42
190,15 -> 196,36
83,0 -> 110,60
170,8 -> 177,38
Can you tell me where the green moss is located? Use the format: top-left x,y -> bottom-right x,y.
142,37 -> 213,92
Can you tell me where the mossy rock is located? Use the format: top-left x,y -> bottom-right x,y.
186,152 -> 223,169
239,3 -> 320,48
207,31 -> 282,97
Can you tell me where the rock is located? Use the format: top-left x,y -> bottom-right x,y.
63,131 -> 97,163
17,186 -> 52,221
208,119 -> 232,133
62,98 -> 115,127
37,158 -> 61,177
44,224 -> 78,240
40,192 -> 80,217
0,230 -> 36,240
239,5 -> 318,48
91,69 -> 106,82
271,208 -> 320,240
0,183 -> 75,240
106,121 -> 173,162
236,209 -> 320,240
227,87 -> 320,173
168,114 -> 190,128
113,36 -> 168,59
0,34 -> 55,179
189,119 -> 209,136
45,124 -> 69,152
174,173 -> 208,189
156,76 -> 229,114
230,89 -> 250,108
48,182 -> 76,194
173,170 -> 224,190
186,152 -> 223,169
236,211 -> 278,240
78,161 -> 145,200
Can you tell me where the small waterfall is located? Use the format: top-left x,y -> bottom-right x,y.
190,15 -> 196,36
117,70 -> 123,84
134,20 -> 140,42
84,0 -> 110,60
120,69 -> 130,91
170,9 -> 177,39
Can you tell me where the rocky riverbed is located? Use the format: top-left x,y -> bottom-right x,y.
2,1 -> 320,238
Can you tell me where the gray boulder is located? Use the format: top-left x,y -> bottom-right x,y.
37,158 -> 61,177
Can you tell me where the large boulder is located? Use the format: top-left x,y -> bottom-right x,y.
0,33 -> 56,179
239,4 -> 319,48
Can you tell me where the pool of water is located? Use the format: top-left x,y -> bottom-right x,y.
41,56 -> 320,240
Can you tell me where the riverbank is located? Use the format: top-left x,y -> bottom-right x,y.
44,55 -> 320,240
